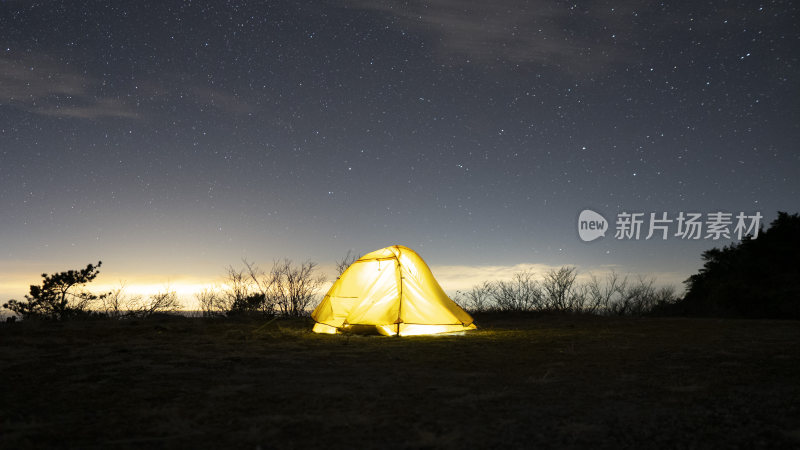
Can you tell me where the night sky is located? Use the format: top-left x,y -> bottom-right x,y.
1,1 -> 798,304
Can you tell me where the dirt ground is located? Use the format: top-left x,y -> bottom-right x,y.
1,314 -> 799,449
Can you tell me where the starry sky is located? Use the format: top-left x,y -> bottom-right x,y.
1,1 -> 798,303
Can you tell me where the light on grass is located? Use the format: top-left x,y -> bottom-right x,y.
324,323 -> 476,337
376,324 -> 476,337
312,323 -> 338,334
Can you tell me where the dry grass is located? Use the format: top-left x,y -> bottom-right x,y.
1,314 -> 799,449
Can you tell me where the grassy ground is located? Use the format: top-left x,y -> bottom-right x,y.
1,314 -> 799,449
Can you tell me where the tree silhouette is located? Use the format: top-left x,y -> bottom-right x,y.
3,262 -> 106,320
216,259 -> 325,317
679,212 -> 800,319
335,250 -> 361,277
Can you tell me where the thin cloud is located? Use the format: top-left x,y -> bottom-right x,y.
347,0 -> 628,72
0,54 -> 138,119
0,56 -> 256,120
36,98 -> 140,119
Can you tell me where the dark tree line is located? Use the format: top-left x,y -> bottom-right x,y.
673,211 -> 800,319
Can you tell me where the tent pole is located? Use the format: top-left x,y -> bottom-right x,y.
396,251 -> 402,337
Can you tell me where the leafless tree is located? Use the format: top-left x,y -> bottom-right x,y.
100,283 -> 182,318
102,282 -> 132,318
242,259 -> 279,315
196,287 -> 226,317
115,287 -> 181,318
223,265 -> 249,304
138,289 -> 182,317
335,250 -> 361,277
654,285 -> 678,305
492,270 -> 542,311
585,271 -> 628,314
455,281 -> 495,312
541,266 -> 584,312
608,276 -> 658,316
272,259 -> 326,316
221,264 -> 261,314
456,267 -> 678,316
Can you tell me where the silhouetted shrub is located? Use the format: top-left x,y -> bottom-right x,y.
492,270 -> 543,311
100,284 -> 182,319
229,293 -> 268,315
455,281 -> 496,312
541,266 -> 587,312
3,262 -> 106,320
196,288 -> 226,317
200,259 -> 326,317
272,259 -> 326,317
456,267 -> 679,316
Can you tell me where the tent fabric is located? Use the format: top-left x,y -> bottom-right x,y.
311,245 -> 477,336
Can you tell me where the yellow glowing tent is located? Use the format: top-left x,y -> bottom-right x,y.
312,245 -> 477,336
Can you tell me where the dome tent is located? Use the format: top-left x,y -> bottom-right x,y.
312,245 -> 477,336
